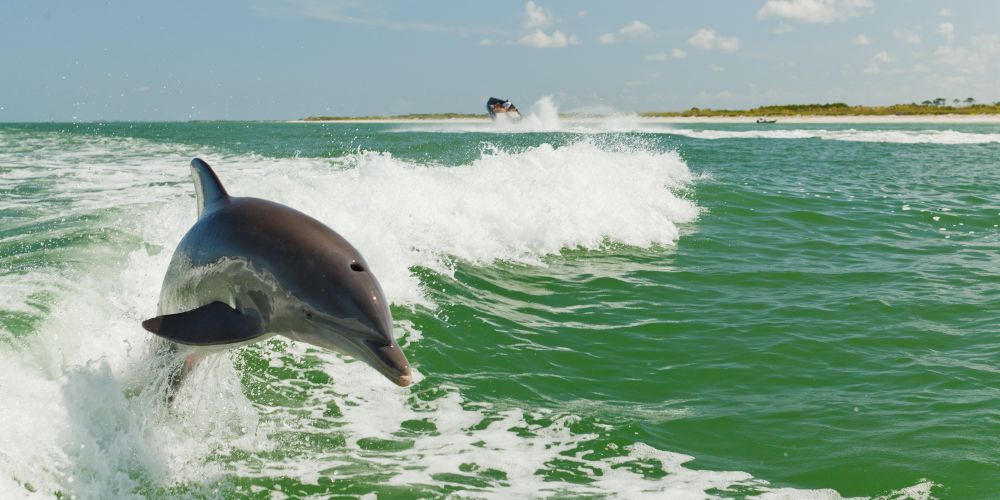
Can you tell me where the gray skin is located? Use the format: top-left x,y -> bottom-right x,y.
143,158 -> 411,387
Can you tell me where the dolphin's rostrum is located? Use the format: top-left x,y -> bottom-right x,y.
143,158 -> 412,387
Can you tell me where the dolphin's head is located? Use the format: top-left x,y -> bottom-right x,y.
262,221 -> 412,387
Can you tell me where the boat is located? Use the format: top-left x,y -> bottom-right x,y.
755,118 -> 777,124
487,97 -> 522,121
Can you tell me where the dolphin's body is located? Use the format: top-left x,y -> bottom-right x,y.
142,158 -> 412,387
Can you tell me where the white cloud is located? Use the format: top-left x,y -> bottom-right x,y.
756,0 -> 875,24
644,49 -> 687,62
514,3 -> 580,49
871,50 -> 893,63
688,28 -> 740,51
523,1 -> 553,29
937,8 -> 954,17
710,64 -> 725,72
893,29 -> 921,44
937,22 -> 955,42
864,50 -> 894,74
518,29 -> 579,48
688,29 -> 716,49
619,20 -> 652,38
479,39 -> 495,46
599,33 -> 617,44
913,63 -> 930,72
717,37 -> 740,51
578,10 -> 587,17
852,34 -> 870,45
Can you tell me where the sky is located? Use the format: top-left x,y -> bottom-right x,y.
2,0 -> 1000,121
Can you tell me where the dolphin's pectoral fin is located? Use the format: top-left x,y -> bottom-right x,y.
142,301 -> 265,346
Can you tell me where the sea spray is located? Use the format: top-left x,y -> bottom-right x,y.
496,95 -> 563,131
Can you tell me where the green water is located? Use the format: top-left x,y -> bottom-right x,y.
0,121 -> 997,498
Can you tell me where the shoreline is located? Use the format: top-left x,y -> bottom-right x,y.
291,114 -> 1000,125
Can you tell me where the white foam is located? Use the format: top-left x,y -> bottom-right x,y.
667,128 -> 1000,144
239,345 -> 935,499
209,139 -> 698,306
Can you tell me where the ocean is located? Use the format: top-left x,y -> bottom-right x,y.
1,110 -> 997,498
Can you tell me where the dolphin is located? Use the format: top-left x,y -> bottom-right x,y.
142,158 -> 412,387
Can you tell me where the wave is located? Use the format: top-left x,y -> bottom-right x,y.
1,130 -> 698,309
666,128 -> 1000,144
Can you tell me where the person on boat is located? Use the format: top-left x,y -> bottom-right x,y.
486,97 -> 519,119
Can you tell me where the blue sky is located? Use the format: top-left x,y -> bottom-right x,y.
2,0 -> 999,121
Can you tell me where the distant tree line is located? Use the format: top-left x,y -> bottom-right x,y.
919,97 -> 985,107
641,100 -> 1000,117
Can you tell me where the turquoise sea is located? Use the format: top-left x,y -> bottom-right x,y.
1,115 -> 998,498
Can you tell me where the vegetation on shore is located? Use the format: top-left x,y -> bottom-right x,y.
640,100 -> 1000,117
302,99 -> 1000,121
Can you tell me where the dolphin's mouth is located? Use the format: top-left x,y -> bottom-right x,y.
296,312 -> 412,387
362,340 -> 412,387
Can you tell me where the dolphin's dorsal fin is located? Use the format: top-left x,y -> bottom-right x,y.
190,158 -> 229,217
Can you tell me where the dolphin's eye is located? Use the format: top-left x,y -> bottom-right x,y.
350,262 -> 365,272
